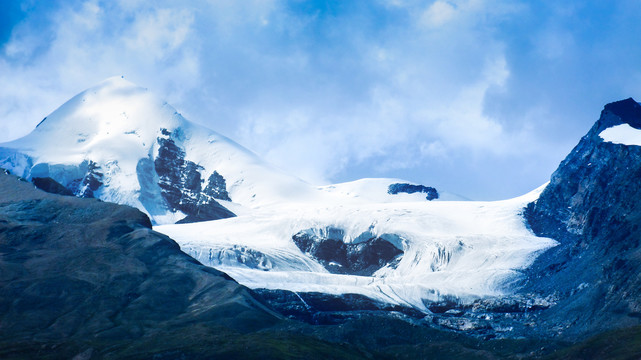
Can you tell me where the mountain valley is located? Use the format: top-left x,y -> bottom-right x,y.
2,79 -> 641,358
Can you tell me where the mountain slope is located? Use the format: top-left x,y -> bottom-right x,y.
0,171 -> 275,336
524,98 -> 641,338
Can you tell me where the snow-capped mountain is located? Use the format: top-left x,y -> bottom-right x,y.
0,77 -> 323,224
0,77 -> 556,314
0,77 -> 465,225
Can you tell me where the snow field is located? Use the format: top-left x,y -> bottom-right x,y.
158,185 -> 556,309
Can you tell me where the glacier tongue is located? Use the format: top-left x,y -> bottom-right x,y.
157,185 -> 557,309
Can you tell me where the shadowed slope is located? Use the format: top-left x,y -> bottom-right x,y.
524,98 -> 641,339
0,172 -> 362,359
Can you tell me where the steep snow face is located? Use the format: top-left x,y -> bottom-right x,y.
599,124 -> 641,146
0,77 -> 316,223
158,185 -> 556,308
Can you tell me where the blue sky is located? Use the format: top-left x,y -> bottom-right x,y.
1,0 -> 640,200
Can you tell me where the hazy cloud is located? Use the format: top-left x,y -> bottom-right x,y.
1,0 -> 640,199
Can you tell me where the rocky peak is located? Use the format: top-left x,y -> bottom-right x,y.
579,97 -> 641,140
602,97 -> 641,128
522,97 -> 641,338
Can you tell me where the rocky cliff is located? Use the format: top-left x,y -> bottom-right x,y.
523,98 -> 641,338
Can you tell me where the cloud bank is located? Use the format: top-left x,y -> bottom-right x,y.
1,0 -> 640,199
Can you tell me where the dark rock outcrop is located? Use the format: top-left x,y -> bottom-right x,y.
292,228 -> 403,276
523,98 -> 641,338
388,183 -> 438,200
155,130 -> 235,223
65,160 -> 104,198
203,170 -> 231,202
79,160 -> 103,198
31,177 -> 73,196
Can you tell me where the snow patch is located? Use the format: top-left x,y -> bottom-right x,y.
599,123 -> 641,146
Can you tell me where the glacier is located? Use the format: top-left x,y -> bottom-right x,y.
158,184 -> 556,309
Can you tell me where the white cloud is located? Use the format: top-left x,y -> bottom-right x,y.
0,1 -> 202,141
421,1 -> 457,28
123,9 -> 194,59
2,1 -> 640,199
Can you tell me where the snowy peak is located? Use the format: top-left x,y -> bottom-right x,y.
32,76 -> 171,132
6,77 -> 167,170
0,77 -> 315,224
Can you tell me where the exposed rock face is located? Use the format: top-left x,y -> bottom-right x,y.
523,98 -> 641,338
31,177 -> 73,196
0,172 -> 279,358
74,160 -> 104,198
387,183 -> 438,200
292,227 -> 403,276
204,171 -> 231,202
154,130 -> 235,223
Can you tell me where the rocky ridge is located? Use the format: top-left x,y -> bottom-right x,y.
523,98 -> 641,338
